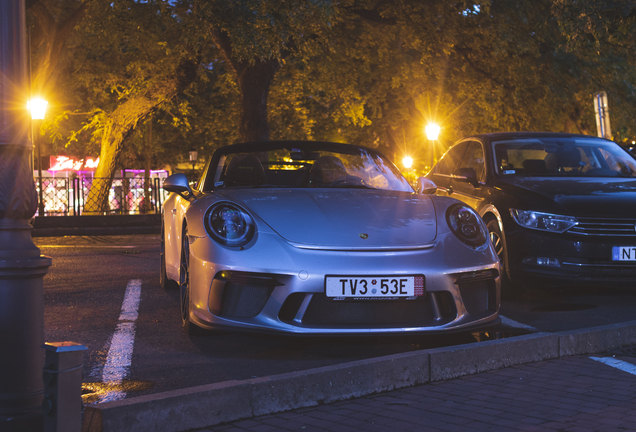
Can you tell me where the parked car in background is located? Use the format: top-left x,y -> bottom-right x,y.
161,141 -> 500,335
422,132 -> 636,293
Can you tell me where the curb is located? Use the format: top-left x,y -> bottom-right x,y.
32,215 -> 161,237
81,320 -> 636,432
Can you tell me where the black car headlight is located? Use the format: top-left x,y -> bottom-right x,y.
446,203 -> 488,248
510,209 -> 578,233
204,202 -> 256,247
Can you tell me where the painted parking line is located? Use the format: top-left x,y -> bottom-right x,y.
92,279 -> 142,403
499,315 -> 539,332
590,356 -> 636,376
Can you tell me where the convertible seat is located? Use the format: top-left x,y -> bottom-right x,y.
224,154 -> 267,187
308,156 -> 348,186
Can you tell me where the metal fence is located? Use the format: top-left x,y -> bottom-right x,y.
35,176 -> 166,216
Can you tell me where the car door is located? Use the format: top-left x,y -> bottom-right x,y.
447,140 -> 488,211
428,142 -> 469,197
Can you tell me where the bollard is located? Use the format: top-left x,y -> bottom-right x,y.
42,342 -> 88,432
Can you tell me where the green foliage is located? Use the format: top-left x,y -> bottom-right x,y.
29,0 -> 636,173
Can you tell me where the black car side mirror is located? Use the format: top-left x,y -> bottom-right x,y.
163,173 -> 194,199
451,167 -> 479,187
416,177 -> 438,194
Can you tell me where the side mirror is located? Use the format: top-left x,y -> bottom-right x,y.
163,173 -> 193,199
451,167 -> 479,187
416,177 -> 437,194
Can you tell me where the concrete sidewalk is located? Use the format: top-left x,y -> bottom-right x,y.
198,354 -> 636,432
81,321 -> 636,432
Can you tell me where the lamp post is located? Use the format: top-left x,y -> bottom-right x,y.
28,98 -> 47,217
189,149 -> 198,174
425,123 -> 441,166
0,0 -> 52,429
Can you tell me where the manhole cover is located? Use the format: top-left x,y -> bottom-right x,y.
530,303 -> 597,312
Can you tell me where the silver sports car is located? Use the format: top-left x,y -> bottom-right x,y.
161,141 -> 501,335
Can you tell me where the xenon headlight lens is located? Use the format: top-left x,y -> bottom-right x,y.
205,202 -> 255,246
510,209 -> 578,233
446,203 -> 488,248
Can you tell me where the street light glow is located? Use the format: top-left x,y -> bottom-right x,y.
425,124 -> 440,141
27,98 -> 48,120
403,156 -> 413,169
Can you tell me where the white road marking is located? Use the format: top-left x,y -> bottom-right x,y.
590,356 -> 636,375
96,279 -> 142,403
499,315 -> 539,331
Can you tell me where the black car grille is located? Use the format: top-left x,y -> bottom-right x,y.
285,292 -> 456,329
210,271 -> 280,318
458,279 -> 498,315
568,217 -> 636,236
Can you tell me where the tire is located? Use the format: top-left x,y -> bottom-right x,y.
486,218 -> 518,298
179,225 -> 205,336
160,221 -> 179,290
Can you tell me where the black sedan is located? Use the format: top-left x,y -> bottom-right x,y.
420,132 -> 636,291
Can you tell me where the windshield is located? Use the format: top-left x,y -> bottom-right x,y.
492,138 -> 636,178
210,145 -> 413,192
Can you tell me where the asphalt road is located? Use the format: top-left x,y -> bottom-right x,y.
34,234 -> 636,404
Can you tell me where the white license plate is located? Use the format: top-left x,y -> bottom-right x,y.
325,275 -> 425,298
612,246 -> 636,261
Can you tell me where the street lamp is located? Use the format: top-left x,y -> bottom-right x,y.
425,123 -> 441,166
402,156 -> 413,169
425,124 -> 440,141
189,149 -> 198,172
28,98 -> 48,217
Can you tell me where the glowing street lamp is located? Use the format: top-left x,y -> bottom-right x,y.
425,123 -> 440,141
425,123 -> 441,166
402,156 -> 413,169
28,98 -> 48,216
27,98 -> 48,120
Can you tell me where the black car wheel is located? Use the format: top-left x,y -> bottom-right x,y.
160,221 -> 179,290
486,218 -> 517,297
179,225 -> 204,335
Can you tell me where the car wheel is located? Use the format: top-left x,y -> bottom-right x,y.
179,225 -> 204,335
160,221 -> 179,290
486,218 -> 518,298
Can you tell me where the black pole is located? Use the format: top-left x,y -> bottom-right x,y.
0,0 -> 52,430
37,122 -> 44,216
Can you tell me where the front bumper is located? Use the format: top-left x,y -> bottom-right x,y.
187,231 -> 501,335
505,225 -> 636,285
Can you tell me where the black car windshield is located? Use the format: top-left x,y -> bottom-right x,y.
208,144 -> 413,192
492,138 -> 636,178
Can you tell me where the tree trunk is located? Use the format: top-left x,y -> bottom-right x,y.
84,59 -> 197,214
236,59 -> 280,142
208,28 -> 280,143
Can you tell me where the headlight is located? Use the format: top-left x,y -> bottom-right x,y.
204,202 -> 256,246
510,209 -> 578,233
446,203 -> 488,248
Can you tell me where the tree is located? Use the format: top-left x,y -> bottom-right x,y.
190,0 -> 333,142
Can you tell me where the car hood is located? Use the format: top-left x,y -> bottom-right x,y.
217,188 -> 437,248
495,177 -> 636,216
